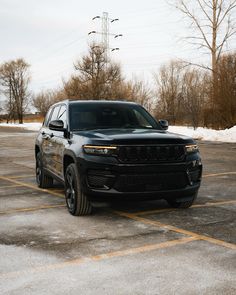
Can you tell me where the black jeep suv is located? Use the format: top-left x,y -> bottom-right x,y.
35,100 -> 202,216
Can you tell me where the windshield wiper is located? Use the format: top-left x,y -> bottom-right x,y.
122,125 -> 155,129
73,126 -> 110,131
73,125 -> 158,131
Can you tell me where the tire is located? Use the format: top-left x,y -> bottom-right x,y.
36,152 -> 53,188
65,163 -> 92,216
166,193 -> 197,209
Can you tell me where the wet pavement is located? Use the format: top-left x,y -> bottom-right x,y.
0,128 -> 235,294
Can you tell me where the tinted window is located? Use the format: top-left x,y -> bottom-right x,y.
133,109 -> 152,128
43,108 -> 53,127
50,105 -> 61,122
58,105 -> 67,127
69,103 -> 159,131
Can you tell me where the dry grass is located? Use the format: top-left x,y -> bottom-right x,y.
23,115 -> 44,123
0,114 -> 44,124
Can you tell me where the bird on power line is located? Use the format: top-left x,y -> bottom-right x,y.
88,31 -> 97,35
92,16 -> 100,20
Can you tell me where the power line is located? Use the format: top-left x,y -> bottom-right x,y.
28,28 -> 82,58
32,36 -> 87,63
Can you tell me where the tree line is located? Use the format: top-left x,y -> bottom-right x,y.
0,0 -> 235,129
154,55 -> 236,129
0,45 -> 235,129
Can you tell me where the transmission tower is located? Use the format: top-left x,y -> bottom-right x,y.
89,12 -> 122,62
102,12 -> 109,57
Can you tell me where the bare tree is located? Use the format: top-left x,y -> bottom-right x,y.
0,58 -> 31,123
33,90 -> 55,116
64,43 -> 123,100
215,52 -> 236,128
174,0 -> 236,120
182,69 -> 209,129
33,88 -> 66,116
153,60 -> 185,124
122,79 -> 153,111
174,1 -> 236,70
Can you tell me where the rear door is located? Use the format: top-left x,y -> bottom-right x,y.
39,107 -> 52,169
49,104 -> 68,179
42,105 -> 61,172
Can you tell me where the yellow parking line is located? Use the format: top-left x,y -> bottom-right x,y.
135,208 -> 173,216
0,204 -> 66,215
114,211 -> 236,250
0,236 -> 198,279
0,176 -> 64,199
0,184 -> 25,189
7,174 -> 35,179
51,189 -> 64,193
203,172 -> 236,178
135,200 -> 236,216
91,237 -> 198,260
193,200 -> 236,208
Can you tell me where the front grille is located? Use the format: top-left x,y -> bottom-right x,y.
117,145 -> 185,163
114,172 -> 188,192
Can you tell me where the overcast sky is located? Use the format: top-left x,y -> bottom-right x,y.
1,0 -> 236,94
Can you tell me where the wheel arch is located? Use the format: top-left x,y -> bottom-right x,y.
35,145 -> 40,159
63,151 -> 77,177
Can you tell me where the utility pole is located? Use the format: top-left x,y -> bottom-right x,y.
89,12 -> 122,63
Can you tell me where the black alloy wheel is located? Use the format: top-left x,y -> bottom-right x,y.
36,152 -> 53,188
65,163 -> 92,216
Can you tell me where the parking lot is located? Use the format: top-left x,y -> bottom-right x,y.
0,127 -> 235,295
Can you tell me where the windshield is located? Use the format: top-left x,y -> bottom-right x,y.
69,103 -> 160,131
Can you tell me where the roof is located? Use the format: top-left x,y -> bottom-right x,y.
68,100 -> 138,105
52,99 -> 139,107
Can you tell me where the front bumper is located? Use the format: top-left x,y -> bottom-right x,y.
78,158 -> 202,201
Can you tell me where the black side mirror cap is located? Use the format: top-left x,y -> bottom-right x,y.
159,119 -> 169,130
49,120 -> 65,131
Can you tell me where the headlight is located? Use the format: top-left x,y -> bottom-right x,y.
185,144 -> 199,153
83,145 -> 117,156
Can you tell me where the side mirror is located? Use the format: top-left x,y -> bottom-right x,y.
159,119 -> 169,130
49,120 -> 65,131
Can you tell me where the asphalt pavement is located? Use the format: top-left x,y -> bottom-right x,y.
0,127 -> 235,295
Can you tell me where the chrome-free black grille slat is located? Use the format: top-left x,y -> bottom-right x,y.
118,145 -> 185,163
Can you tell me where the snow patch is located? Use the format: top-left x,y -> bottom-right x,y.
0,122 -> 235,143
169,126 -> 236,143
0,122 -> 42,131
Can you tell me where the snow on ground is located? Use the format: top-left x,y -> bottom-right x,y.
0,122 -> 235,142
169,126 -> 236,143
0,122 -> 42,131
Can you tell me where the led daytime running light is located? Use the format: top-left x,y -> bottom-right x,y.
83,145 -> 117,155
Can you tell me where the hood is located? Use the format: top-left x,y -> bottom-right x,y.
75,128 -> 194,145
